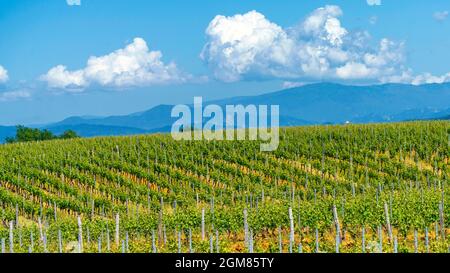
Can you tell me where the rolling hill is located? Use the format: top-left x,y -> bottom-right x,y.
0,121 -> 448,252
45,124 -> 150,138
1,82 -> 450,142
48,82 -> 450,127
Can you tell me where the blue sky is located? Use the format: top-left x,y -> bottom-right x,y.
0,0 -> 449,125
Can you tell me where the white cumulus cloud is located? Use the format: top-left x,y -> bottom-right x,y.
0,90 -> 31,102
336,62 -> 375,80
41,38 -> 190,90
300,5 -> 347,47
367,0 -> 381,6
200,10 -> 294,82
381,69 -> 450,85
66,0 -> 81,6
433,11 -> 449,21
282,81 -> 307,89
412,73 -> 450,85
201,7 -> 405,83
43,65 -> 87,90
0,65 -> 9,83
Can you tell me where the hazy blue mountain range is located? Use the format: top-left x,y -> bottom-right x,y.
45,124 -> 149,137
1,82 -> 449,143
0,126 -> 16,143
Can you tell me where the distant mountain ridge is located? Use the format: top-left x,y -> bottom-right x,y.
46,124 -> 149,137
1,82 -> 450,143
0,126 -> 16,143
53,104 -> 176,130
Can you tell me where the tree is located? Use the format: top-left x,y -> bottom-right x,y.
15,126 -> 52,142
59,130 -> 80,140
5,137 -> 16,144
40,129 -> 55,141
6,126 -> 79,143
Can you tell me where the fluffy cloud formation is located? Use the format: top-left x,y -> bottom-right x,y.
367,0 -> 381,6
200,10 -> 293,82
382,70 -> 450,85
41,38 -> 189,90
66,0 -> 81,6
201,7 -> 405,83
43,65 -> 86,89
433,11 -> 449,21
282,81 -> 307,89
0,65 -> 8,83
0,90 -> 31,102
412,73 -> 450,85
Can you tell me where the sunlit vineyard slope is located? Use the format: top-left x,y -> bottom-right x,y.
0,121 -> 448,253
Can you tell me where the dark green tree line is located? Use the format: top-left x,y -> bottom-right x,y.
5,126 -> 79,143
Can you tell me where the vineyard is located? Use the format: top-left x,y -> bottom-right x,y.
0,121 -> 448,253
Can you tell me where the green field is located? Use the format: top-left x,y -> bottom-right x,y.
0,121 -> 449,253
